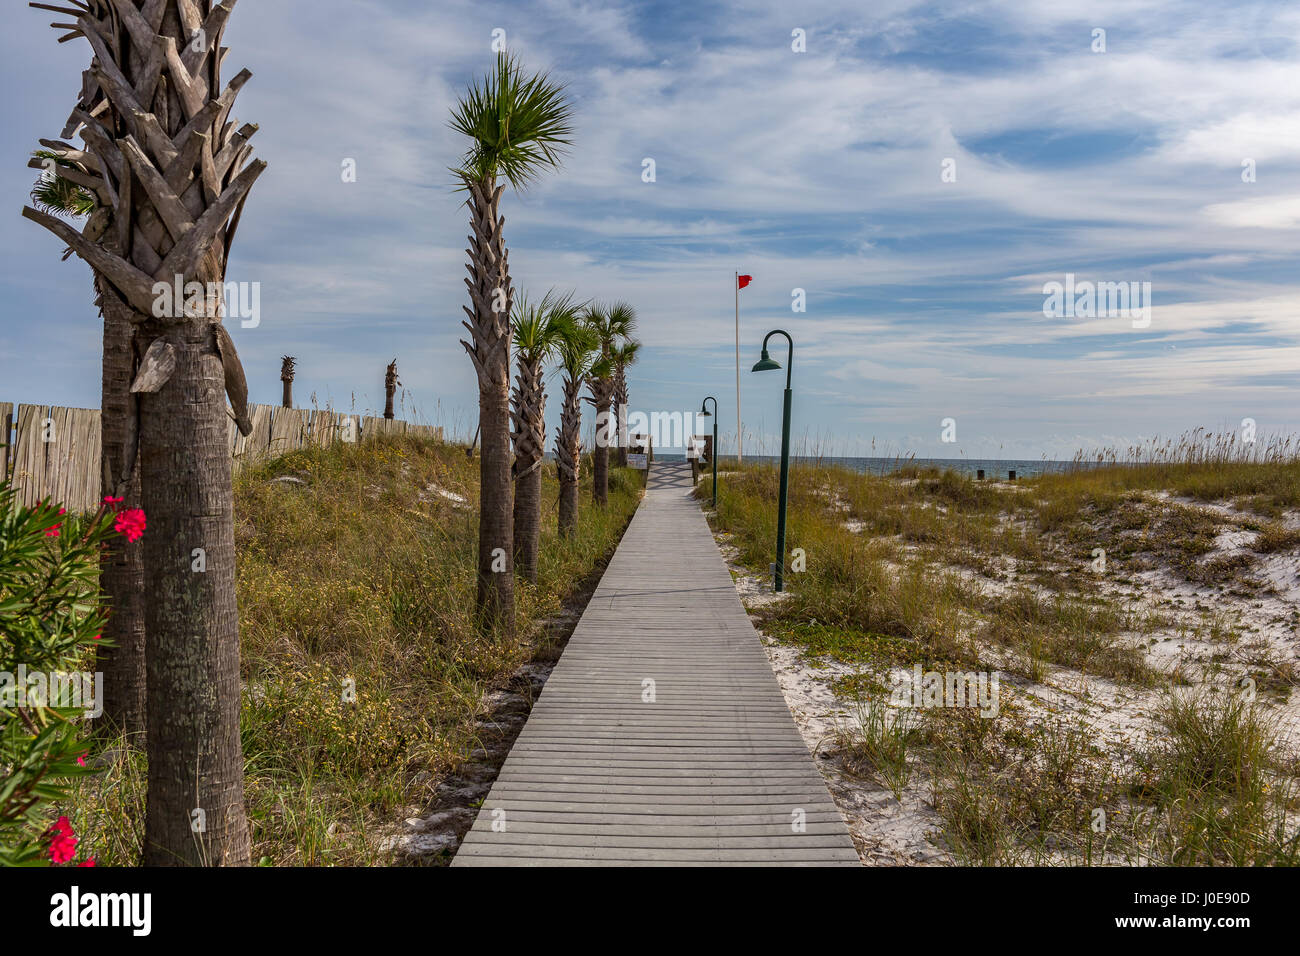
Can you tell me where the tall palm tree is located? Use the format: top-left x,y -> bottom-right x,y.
554,322 -> 600,537
23,1 -> 264,867
29,151 -> 146,740
384,359 -> 400,420
280,356 -> 296,408
584,301 -> 637,506
510,290 -> 578,581
612,338 -> 641,468
449,52 -> 573,632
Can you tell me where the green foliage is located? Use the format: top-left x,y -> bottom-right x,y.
1135,692 -> 1300,865
613,339 -> 641,368
706,451 -> 1300,865
512,289 -> 584,363
0,484 -> 115,866
583,300 -> 637,355
54,435 -> 636,865
554,315 -> 600,380
29,151 -> 96,218
449,52 -> 574,189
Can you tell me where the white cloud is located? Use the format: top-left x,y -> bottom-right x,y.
2,0 -> 1299,457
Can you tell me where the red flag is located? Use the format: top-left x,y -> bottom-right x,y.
737,274 -> 753,289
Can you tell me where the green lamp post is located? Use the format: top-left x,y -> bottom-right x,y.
751,330 -> 794,591
700,396 -> 719,508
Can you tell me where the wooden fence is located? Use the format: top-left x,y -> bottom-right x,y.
0,401 -> 441,512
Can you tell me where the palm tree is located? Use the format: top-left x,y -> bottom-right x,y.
612,339 -> 641,468
449,52 -> 573,632
23,3 -> 265,866
384,359 -> 400,420
554,322 -> 600,537
29,151 -> 146,741
510,291 -> 578,581
280,356 -> 296,408
584,301 -> 637,506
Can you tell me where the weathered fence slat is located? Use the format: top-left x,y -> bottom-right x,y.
269,407 -> 308,455
67,408 -> 102,512
48,407 -> 77,508
5,398 -> 440,509
232,404 -> 274,470
309,410 -> 340,447
12,405 -> 49,508
0,402 -> 13,481
8,405 -> 102,511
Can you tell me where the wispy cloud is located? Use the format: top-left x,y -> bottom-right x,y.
2,0 -> 1297,456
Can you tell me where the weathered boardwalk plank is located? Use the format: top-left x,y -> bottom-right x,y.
453,460 -> 858,866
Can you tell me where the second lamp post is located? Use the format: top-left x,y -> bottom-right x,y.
700,396 -> 718,507
751,329 -> 794,592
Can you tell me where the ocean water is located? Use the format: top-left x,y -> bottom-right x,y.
720,455 -> 1097,480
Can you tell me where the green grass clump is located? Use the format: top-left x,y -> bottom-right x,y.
1253,522 -> 1300,554
927,710 -> 1127,865
64,435 -> 641,866
702,436 -> 1300,867
835,695 -> 923,800
1135,692 -> 1300,866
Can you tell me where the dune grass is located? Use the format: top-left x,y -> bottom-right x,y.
707,463 -> 1160,689
701,437 -> 1300,866
65,435 -> 642,865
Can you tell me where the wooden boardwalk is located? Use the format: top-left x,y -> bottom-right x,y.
453,460 -> 859,866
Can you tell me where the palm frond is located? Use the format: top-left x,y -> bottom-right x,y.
583,300 -> 638,366
512,288 -> 583,361
29,150 -> 95,218
605,301 -> 638,341
449,52 -> 575,189
554,316 -> 601,379
581,301 -> 610,339
614,339 -> 642,366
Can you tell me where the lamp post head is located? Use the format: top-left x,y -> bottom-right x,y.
751,349 -> 781,373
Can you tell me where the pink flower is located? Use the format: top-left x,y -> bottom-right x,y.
102,496 -> 124,511
47,816 -> 78,864
114,508 -> 146,543
45,507 -> 67,538
91,634 -> 101,642
76,752 -> 87,767
78,858 -> 96,867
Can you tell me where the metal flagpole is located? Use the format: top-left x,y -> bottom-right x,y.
735,271 -> 742,463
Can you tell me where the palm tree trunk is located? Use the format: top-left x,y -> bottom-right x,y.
615,365 -> 629,468
462,179 -> 515,632
24,0 -> 261,869
511,356 -> 546,583
513,465 -> 543,582
139,313 -> 249,867
96,283 -> 145,739
556,376 -> 583,537
558,470 -> 578,536
478,379 -> 515,627
280,356 -> 295,408
592,382 -> 612,507
384,360 -> 399,420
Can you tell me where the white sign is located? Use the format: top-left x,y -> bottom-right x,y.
628,453 -> 648,470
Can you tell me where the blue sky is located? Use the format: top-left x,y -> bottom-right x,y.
3,0 -> 1299,458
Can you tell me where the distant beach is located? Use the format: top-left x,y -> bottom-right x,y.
719,455 -> 1099,480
